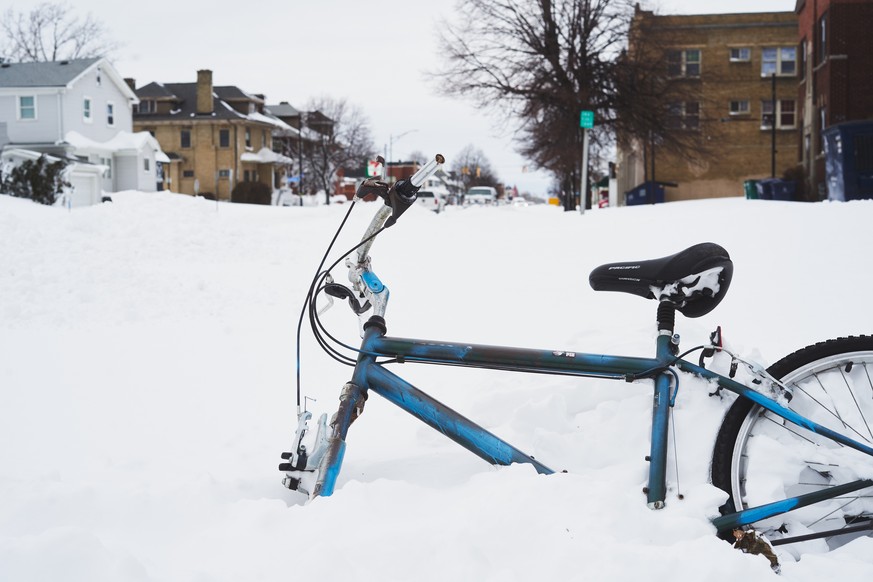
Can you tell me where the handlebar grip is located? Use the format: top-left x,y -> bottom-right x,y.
409,154 -> 445,187
384,154 -> 445,227
384,180 -> 418,227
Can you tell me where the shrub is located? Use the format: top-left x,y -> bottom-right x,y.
1,155 -> 69,205
231,181 -> 271,205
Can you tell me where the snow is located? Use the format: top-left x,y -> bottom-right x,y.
1,191 -> 872,581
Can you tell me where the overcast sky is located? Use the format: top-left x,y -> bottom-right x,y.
2,0 -> 797,195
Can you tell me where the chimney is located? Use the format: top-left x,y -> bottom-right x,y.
124,78 -> 136,91
196,69 -> 213,115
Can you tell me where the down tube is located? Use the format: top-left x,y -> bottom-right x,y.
363,363 -> 555,475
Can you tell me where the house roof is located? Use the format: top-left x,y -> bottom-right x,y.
134,81 -> 276,126
266,103 -> 300,118
0,58 -> 138,103
216,86 -> 262,103
0,58 -> 101,87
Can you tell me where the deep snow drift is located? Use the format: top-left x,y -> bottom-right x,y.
1,191 -> 872,581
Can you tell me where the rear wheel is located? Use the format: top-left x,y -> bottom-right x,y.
711,336 -> 873,554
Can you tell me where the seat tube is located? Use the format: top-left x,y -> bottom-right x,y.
646,366 -> 672,508
647,303 -> 676,509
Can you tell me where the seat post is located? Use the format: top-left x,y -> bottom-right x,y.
656,301 -> 676,336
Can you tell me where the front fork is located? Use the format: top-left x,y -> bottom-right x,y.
312,381 -> 367,497
281,324 -> 378,498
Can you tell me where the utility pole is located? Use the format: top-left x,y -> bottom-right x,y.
771,73 -> 777,178
579,110 -> 595,214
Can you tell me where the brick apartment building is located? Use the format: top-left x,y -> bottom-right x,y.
796,0 -> 873,198
617,9 -> 800,202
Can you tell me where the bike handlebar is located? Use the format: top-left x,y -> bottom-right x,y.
354,153 -> 445,266
345,154 -> 444,322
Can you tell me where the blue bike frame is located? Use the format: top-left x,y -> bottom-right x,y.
314,321 -> 873,535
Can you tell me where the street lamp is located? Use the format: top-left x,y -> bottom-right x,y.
385,129 -> 418,183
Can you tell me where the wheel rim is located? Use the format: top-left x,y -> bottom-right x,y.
730,350 -> 873,549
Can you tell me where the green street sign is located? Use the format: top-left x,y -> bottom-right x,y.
580,110 -> 595,129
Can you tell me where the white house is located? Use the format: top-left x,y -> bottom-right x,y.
0,147 -> 106,207
0,58 -> 167,201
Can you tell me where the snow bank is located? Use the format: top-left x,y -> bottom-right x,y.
1,191 -> 871,581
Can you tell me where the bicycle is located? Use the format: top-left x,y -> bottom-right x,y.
280,154 -> 873,554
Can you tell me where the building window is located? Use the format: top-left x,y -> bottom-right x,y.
218,169 -> 231,178
107,102 -> 115,126
779,100 -> 796,128
244,170 -> 251,182
137,100 -> 155,114
83,97 -> 92,122
219,129 -> 230,148
183,170 -> 195,178
181,129 -> 191,148
819,107 -> 827,153
262,130 -> 267,148
18,95 -> 36,120
762,47 -> 796,77
144,158 -> 150,172
245,129 -> 251,148
729,100 -> 750,115
667,101 -> 700,130
667,49 -> 701,78
729,47 -> 751,62
817,12 -> 828,64
799,39 -> 807,80
762,99 -> 797,129
101,157 -> 112,179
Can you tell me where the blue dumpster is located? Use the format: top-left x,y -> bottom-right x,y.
770,180 -> 796,201
756,179 -> 775,200
625,181 -> 665,206
823,121 -> 873,201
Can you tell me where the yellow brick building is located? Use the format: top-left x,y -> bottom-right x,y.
130,70 -> 291,200
617,9 -> 800,202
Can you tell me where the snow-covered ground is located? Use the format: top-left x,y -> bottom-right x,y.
1,191 -> 872,581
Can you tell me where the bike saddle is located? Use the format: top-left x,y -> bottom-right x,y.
588,243 -> 733,318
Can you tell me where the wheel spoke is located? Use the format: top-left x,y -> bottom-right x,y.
841,366 -> 873,442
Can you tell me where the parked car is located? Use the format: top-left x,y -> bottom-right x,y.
416,189 -> 447,213
464,186 -> 498,205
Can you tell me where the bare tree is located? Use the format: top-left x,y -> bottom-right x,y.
0,2 -> 118,62
302,96 -> 376,203
451,144 -> 499,192
406,150 -> 429,166
433,0 -> 705,208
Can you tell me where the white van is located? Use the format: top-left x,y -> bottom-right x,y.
416,188 -> 447,213
464,186 -> 497,205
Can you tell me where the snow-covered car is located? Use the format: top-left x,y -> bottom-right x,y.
416,189 -> 446,213
276,189 -> 302,206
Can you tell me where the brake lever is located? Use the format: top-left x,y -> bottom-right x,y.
324,283 -> 371,315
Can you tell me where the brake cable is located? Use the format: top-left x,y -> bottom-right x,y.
295,207 -> 390,411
